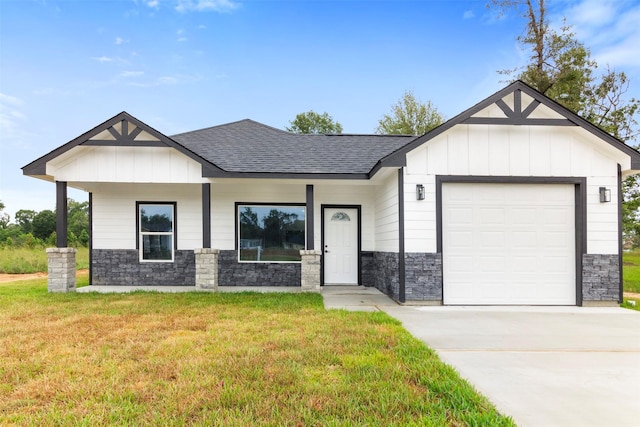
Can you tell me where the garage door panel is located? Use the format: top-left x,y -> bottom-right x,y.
448,207 -> 474,225
543,207 -> 572,225
478,256 -> 505,272
443,183 -> 575,305
449,231 -> 473,248
480,208 -> 505,224
447,255 -> 474,272
479,231 -> 505,247
512,231 -> 537,248
511,256 -> 538,272
543,231 -> 572,247
511,208 -> 537,225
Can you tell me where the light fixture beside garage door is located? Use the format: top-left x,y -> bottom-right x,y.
416,184 -> 425,200
599,187 -> 611,203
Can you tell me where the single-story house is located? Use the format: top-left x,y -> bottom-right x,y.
23,81 -> 640,305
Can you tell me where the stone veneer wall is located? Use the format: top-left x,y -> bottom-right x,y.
582,254 -> 620,301
360,252 -> 376,287
405,253 -> 442,302
368,252 -> 443,303
372,252 -> 400,300
218,250 -> 300,286
92,249 -> 195,286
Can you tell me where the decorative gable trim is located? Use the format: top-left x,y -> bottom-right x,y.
462,88 -> 574,126
376,80 -> 640,172
22,111 -> 225,177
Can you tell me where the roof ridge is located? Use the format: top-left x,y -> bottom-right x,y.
171,118 -> 291,137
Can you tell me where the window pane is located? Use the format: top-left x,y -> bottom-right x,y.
142,235 -> 173,260
239,206 -> 305,262
141,205 -> 173,232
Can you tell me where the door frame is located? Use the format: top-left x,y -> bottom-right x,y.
436,175 -> 586,306
321,204 -> 362,285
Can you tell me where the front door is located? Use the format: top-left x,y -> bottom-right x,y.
323,208 -> 358,284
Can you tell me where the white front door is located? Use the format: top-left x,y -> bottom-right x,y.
324,208 -> 358,284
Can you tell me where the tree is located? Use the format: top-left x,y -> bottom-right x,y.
67,199 -> 89,240
32,210 -> 56,241
491,0 -> 640,244
286,111 -> 343,134
0,201 -> 9,229
15,209 -> 36,234
376,90 -> 443,135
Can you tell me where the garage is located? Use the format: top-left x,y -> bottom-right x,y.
442,182 -> 576,305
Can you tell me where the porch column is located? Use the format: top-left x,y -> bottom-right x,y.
56,181 -> 68,247
195,248 -> 219,291
300,250 -> 321,291
47,181 -> 76,292
306,184 -> 314,250
46,248 -> 76,292
202,183 -> 211,248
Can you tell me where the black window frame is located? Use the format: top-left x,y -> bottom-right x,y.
136,201 -> 177,263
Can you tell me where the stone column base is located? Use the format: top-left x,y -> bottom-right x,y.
300,250 -> 322,291
195,248 -> 219,291
46,248 -> 77,293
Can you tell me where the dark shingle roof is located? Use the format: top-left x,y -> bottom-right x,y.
171,119 -> 415,175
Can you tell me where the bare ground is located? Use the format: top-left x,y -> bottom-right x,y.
0,269 -> 88,283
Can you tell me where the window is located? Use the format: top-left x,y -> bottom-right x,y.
138,203 -> 175,262
238,204 -> 305,262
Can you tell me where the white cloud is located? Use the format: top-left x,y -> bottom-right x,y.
115,37 -> 129,45
125,74 -> 201,87
556,0 -> 640,70
146,0 -> 159,7
0,93 -> 34,150
91,56 -> 114,63
118,71 -> 144,78
463,10 -> 475,20
175,0 -> 239,13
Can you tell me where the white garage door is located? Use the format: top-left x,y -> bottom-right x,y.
442,183 -> 576,305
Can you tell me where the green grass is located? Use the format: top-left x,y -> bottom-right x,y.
621,297 -> 640,311
0,279 -> 514,426
623,251 -> 640,294
0,247 -> 89,273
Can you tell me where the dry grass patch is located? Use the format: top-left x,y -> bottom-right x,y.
0,279 -> 513,426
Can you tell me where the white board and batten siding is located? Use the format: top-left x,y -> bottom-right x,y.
404,123 -> 625,255
47,146 -> 206,184
92,183 -> 202,250
209,180 -> 378,252
374,171 -> 399,253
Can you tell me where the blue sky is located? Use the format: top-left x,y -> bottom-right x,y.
1,0 -> 639,218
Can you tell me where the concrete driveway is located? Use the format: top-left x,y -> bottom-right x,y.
381,304 -> 640,427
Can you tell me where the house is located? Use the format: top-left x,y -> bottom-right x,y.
23,81 -> 640,305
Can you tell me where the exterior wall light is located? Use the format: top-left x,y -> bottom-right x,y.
599,187 -> 611,203
416,184 -> 425,201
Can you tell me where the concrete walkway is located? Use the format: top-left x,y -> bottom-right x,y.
382,305 -> 640,427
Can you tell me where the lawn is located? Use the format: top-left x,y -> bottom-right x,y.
0,279 -> 513,426
623,250 -> 640,294
0,247 -> 89,274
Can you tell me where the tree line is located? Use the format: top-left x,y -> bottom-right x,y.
0,199 -> 89,248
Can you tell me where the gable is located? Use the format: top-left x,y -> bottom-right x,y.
22,112 -> 224,180
380,80 -> 640,173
